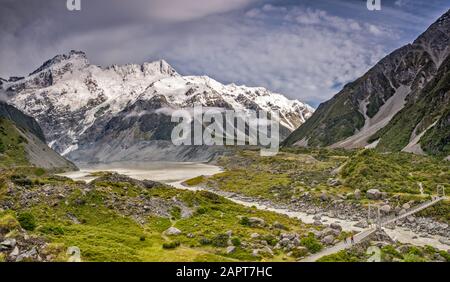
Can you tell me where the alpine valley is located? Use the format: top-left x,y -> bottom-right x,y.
0,8 -> 449,264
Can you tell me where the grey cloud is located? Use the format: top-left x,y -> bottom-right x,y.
0,0 -> 448,106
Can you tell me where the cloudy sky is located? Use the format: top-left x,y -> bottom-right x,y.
0,0 -> 448,106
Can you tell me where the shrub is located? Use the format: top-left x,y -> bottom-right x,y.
18,212 -> 36,231
34,168 -> 46,177
439,250 -> 450,262
195,207 -> 208,215
39,225 -> 65,235
407,246 -> 423,256
239,216 -> 251,226
403,254 -> 426,262
170,206 -> 181,220
291,247 -> 309,258
231,237 -> 241,247
140,236 -> 146,241
262,234 -> 278,246
212,234 -> 229,247
199,237 -> 211,245
11,175 -> 32,186
0,214 -> 19,233
199,191 -> 222,203
317,250 -> 360,262
162,241 -> 180,249
300,235 -> 323,254
381,245 -> 402,259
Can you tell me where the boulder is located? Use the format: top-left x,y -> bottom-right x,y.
322,235 -> 335,245
402,203 -> 411,210
272,221 -> 287,230
9,246 -> 19,257
354,220 -> 369,228
248,217 -> 265,227
0,238 -> 16,250
320,193 -> 329,201
226,246 -> 236,254
439,238 -> 450,246
366,189 -> 381,200
164,227 -> 182,236
380,205 -> 391,214
250,233 -> 260,239
327,178 -> 341,187
330,223 -> 342,231
406,216 -> 415,223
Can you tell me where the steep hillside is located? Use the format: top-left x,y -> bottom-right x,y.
0,102 -> 77,171
283,10 -> 450,157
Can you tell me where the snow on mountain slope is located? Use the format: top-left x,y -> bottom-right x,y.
3,50 -> 313,160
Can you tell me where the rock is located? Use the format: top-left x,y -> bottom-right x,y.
327,178 -> 341,187
402,203 -> 411,210
439,238 -> 450,246
0,238 -> 16,249
406,216 -> 415,223
187,233 -> 195,238
320,192 -> 329,201
225,230 -> 233,237
354,189 -> 361,200
313,215 -> 321,220
313,220 -> 322,226
250,233 -> 260,239
354,220 -> 369,228
272,221 -> 287,230
16,247 -> 38,262
330,223 -> 342,231
252,249 -> 259,257
10,246 -> 19,257
309,230 -> 323,239
248,217 -> 265,227
366,189 -> 381,200
397,245 -> 412,254
399,209 -> 407,215
322,235 -> 335,245
380,205 -> 391,214
433,254 -> 446,262
226,246 -> 236,254
381,192 -> 388,199
164,227 -> 182,236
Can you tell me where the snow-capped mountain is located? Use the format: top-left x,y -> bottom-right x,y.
2,50 -> 313,162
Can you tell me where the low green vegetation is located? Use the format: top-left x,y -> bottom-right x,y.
0,169 -> 323,262
0,118 -> 29,167
318,243 -> 449,262
184,148 -> 449,223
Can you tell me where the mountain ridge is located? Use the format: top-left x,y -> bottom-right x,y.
2,51 -> 313,162
283,9 -> 450,157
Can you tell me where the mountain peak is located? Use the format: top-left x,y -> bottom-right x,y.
141,59 -> 178,76
29,50 -> 89,76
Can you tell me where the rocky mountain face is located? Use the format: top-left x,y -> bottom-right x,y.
2,51 -> 314,162
283,10 -> 450,157
0,101 -> 77,170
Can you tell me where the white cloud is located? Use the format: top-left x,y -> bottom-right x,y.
144,0 -> 257,22
3,0 -> 441,106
